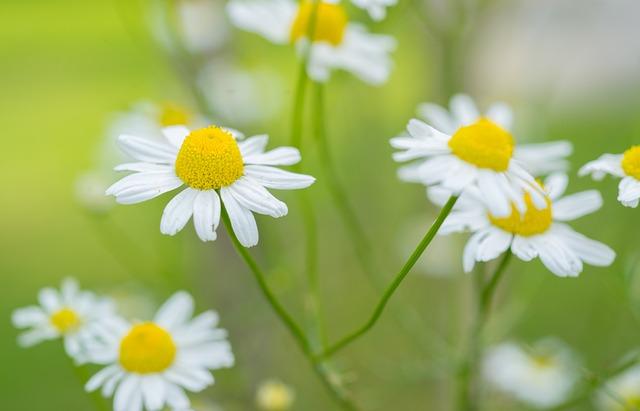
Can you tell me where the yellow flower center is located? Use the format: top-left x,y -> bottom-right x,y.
489,193 -> 553,236
531,355 -> 555,369
50,308 -> 81,333
119,322 -> 177,374
175,126 -> 244,190
621,145 -> 640,180
257,381 -> 294,411
290,1 -> 348,46
158,103 -> 192,127
448,118 -> 515,171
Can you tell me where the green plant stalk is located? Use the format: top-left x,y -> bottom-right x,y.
457,251 -> 512,411
222,212 -> 360,410
315,195 -> 460,359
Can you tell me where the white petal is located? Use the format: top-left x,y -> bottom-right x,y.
544,173 -> 569,200
220,187 -> 259,247
552,224 -> 615,267
618,177 -> 640,206
85,365 -> 120,393
450,94 -> 480,126
114,375 -> 141,411
578,154 -> 625,180
192,190 -> 221,242
155,291 -> 195,330
141,375 -> 166,411
17,327 -> 58,347
243,147 -> 301,166
160,188 -> 198,236
463,230 -> 490,273
416,103 -> 456,134
118,134 -> 177,164
12,306 -> 47,328
553,190 -> 602,221
165,383 -> 190,409
164,367 -> 213,392
226,0 -> 296,44
510,236 -> 538,261
486,102 -> 513,130
515,141 -> 573,175
478,171 -> 511,217
532,234 -> 583,277
244,165 -> 315,189
114,163 -> 173,173
162,126 -> 190,148
38,287 -> 61,313
107,172 -> 183,205
475,228 -> 512,263
227,178 -> 287,217
238,134 -> 269,157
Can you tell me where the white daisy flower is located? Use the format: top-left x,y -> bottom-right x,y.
483,338 -> 580,409
11,278 -> 116,363
579,145 -> 640,208
350,0 -> 396,21
392,94 -> 559,218
84,291 -> 234,411
596,365 -> 640,411
226,0 -> 396,85
256,379 -> 295,411
430,173 -> 615,277
105,125 -> 315,247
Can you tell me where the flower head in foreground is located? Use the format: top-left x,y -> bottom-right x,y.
226,0 -> 396,84
256,379 -> 295,411
85,292 -> 234,411
579,145 -> 640,208
483,339 -> 580,409
106,125 -> 315,247
430,173 -> 615,277
596,365 -> 640,411
11,278 -> 116,363
391,94 -> 565,218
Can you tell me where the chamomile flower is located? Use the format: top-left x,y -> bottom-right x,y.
106,125 -> 315,247
579,145 -> 640,208
596,365 -> 640,411
430,173 -> 615,277
351,0 -> 396,21
84,292 -> 234,411
256,379 -> 295,410
11,278 -> 116,363
483,339 -> 580,409
392,95 -> 555,218
226,0 -> 396,85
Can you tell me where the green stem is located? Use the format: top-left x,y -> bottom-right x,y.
312,83 -> 375,279
458,251 -> 512,411
222,212 -> 359,410
315,196 -> 459,359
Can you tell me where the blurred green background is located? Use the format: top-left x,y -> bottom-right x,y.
2,0 -> 640,409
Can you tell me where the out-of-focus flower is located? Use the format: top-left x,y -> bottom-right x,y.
85,292 -> 234,411
11,278 -> 116,363
106,125 -> 315,246
579,146 -> 640,208
108,286 -> 157,321
596,365 -> 640,411
198,62 -> 285,126
226,0 -> 396,85
391,94 -> 548,218
483,338 -> 580,409
256,379 -> 295,411
351,0 -> 396,21
192,398 -> 225,411
430,173 -> 615,277
177,0 -> 230,54
75,170 -> 115,213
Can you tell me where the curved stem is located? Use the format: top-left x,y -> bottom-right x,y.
457,251 -> 512,411
222,212 -> 360,410
316,196 -> 459,359
312,83 -> 374,278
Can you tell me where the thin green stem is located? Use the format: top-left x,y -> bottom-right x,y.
312,83 -> 374,279
316,196 -> 459,359
222,212 -> 360,410
457,251 -> 512,411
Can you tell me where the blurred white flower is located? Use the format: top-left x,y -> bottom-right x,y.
198,62 -> 285,126
391,94 -> 547,218
226,0 -> 396,85
75,170 -> 115,213
596,365 -> 640,411
85,292 -> 234,411
11,278 -> 116,363
430,173 -> 615,277
351,0 -> 397,21
178,0 -> 230,54
579,145 -> 640,208
106,125 -> 315,246
256,379 -> 295,411
483,338 -> 580,409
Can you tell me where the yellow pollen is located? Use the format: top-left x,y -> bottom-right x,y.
531,355 -> 555,369
290,2 -> 348,46
50,308 -> 81,333
489,193 -> 553,236
119,323 -> 176,374
175,126 -> 244,190
621,145 -> 640,180
159,103 -> 192,127
448,118 -> 515,171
